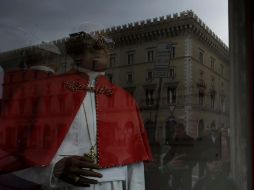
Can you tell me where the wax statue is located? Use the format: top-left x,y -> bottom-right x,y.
0,43 -> 61,190
0,43 -> 60,170
0,32 -> 152,190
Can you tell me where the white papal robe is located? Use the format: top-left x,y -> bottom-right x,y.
13,68 -> 145,190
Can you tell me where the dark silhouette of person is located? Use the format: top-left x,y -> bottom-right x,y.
145,152 -> 170,190
193,149 -> 238,190
163,122 -> 196,190
196,124 -> 221,177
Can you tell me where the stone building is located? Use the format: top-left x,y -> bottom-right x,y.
102,10 -> 229,145
0,10 -> 229,148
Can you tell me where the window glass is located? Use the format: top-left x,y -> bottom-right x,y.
127,53 -> 134,65
0,1 -> 252,190
147,50 -> 154,62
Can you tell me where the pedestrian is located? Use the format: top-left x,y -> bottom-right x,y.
163,122 -> 196,190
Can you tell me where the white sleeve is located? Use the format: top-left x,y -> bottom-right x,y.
13,123 -> 78,189
13,164 -> 55,187
13,98 -> 83,188
13,158 -> 71,189
127,162 -> 145,190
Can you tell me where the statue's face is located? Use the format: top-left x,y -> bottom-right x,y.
69,33 -> 113,71
79,48 -> 109,71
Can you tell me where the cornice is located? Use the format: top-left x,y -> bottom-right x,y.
100,10 -> 228,59
0,10 -> 229,63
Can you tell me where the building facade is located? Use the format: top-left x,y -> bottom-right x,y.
103,10 -> 229,145
0,10 -> 229,149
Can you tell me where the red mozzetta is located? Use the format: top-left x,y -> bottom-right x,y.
0,71 -> 152,172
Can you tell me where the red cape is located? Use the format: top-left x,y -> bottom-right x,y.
0,71 -> 152,172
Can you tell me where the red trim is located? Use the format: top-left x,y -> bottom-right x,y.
0,72 -> 152,172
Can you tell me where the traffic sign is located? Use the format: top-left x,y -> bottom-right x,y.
154,43 -> 174,69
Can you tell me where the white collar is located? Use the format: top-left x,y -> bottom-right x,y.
74,66 -> 105,82
30,65 -> 55,73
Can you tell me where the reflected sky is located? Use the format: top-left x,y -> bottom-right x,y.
0,0 -> 228,52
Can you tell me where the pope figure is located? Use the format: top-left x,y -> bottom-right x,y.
0,32 -> 152,190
